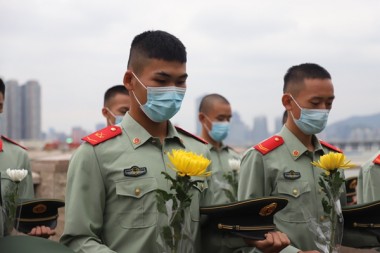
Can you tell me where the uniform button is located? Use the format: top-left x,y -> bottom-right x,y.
133,138 -> 141,144
110,127 -> 116,132
292,150 -> 299,156
135,188 -> 141,196
292,189 -> 298,196
320,215 -> 325,222
200,183 -> 204,190
319,188 -> 323,194
274,137 -> 280,142
163,151 -> 167,155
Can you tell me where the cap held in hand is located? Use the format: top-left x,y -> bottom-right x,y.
200,197 -> 288,240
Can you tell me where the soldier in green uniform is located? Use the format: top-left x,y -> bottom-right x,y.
0,78 -> 55,238
238,63 -> 347,253
198,93 -> 243,253
198,93 -> 241,205
102,85 -> 130,126
357,152 -> 380,204
60,30 -> 290,253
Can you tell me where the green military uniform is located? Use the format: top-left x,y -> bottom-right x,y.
0,136 -> 34,237
357,152 -> 380,204
60,114 -> 212,253
208,145 -> 241,205
201,145 -> 246,253
238,126 -> 346,253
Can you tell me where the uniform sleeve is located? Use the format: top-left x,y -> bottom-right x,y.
238,148 -> 268,201
357,162 -> 380,204
19,150 -> 34,199
60,144 -> 116,253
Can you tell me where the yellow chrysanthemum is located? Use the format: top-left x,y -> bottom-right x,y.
311,152 -> 356,175
167,149 -> 211,177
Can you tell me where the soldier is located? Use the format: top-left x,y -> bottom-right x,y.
238,63 -> 346,253
0,78 -> 55,238
60,30 -> 289,253
101,84 -> 130,126
357,151 -> 380,204
198,93 -> 241,205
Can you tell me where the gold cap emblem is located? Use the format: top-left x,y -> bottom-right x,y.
33,204 -> 47,214
259,202 -> 277,216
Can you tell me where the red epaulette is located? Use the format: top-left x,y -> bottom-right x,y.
0,135 -> 28,151
254,135 -> 284,155
320,140 -> 342,153
175,126 -> 208,144
373,154 -> 380,165
82,126 -> 122,146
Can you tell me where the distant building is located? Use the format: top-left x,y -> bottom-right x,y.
3,79 -> 42,140
251,115 -> 270,145
225,111 -> 252,147
22,80 -> 42,140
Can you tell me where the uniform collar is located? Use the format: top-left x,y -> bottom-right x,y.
121,113 -> 183,149
280,126 -> 324,160
208,142 -> 229,152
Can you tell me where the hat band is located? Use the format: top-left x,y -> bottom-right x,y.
217,223 -> 276,231
352,222 -> 380,228
17,214 -> 59,222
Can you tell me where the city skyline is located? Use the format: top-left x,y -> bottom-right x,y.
1,79 -> 42,140
1,1 -> 380,136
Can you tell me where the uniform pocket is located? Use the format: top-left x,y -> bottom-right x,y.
115,177 -> 158,228
276,180 -> 312,222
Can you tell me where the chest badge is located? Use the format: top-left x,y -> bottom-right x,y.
283,170 -> 301,180
124,166 -> 147,177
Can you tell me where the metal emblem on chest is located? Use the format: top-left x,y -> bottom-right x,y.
283,170 -> 301,180
124,166 -> 147,177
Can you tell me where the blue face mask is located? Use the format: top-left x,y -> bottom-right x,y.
106,108 -> 124,125
289,95 -> 330,135
132,72 -> 186,122
205,116 -> 230,142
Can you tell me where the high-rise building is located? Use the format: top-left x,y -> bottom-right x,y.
251,115 -> 270,144
3,79 -> 42,140
4,80 -> 22,139
22,80 -> 41,140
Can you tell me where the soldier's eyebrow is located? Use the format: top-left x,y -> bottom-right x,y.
154,71 -> 188,79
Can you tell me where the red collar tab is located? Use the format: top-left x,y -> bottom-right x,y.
1,135 -> 28,150
254,135 -> 284,155
82,126 -> 122,146
320,140 -> 342,153
373,154 -> 380,165
175,126 -> 208,144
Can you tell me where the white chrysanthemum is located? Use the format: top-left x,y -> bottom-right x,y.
228,158 -> 241,171
6,168 -> 28,182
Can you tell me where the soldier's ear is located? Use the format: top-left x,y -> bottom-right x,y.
123,70 -> 133,90
198,112 -> 206,124
282,93 -> 293,111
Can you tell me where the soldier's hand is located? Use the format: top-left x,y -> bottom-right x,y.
245,231 -> 290,253
28,225 -> 56,238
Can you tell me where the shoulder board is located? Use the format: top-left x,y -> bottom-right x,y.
254,135 -> 284,155
81,126 -> 122,146
373,154 -> 380,165
175,126 -> 208,144
320,140 -> 342,153
1,135 -> 28,150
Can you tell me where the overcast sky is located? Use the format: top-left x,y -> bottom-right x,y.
1,0 -> 379,134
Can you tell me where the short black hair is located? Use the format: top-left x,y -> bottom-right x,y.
104,85 -> 129,107
127,30 -> 187,73
199,93 -> 230,114
283,63 -> 331,94
0,78 -> 5,96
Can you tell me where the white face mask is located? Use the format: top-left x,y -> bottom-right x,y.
131,72 -> 186,122
105,108 -> 124,125
289,94 -> 330,135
